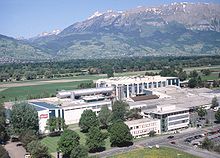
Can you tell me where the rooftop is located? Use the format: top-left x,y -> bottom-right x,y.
125,118 -> 159,126
96,75 -> 178,85
29,102 -> 59,111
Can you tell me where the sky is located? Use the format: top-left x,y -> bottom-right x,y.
1,0 -> 220,38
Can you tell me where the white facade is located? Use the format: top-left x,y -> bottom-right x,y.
96,76 -> 180,99
37,110 -> 50,134
62,100 -> 112,124
125,118 -> 161,138
151,105 -> 189,132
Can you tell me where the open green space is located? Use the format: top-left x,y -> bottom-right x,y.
41,136 -> 60,153
0,80 -> 92,104
109,147 -> 199,158
1,65 -> 220,105
41,128 -> 111,154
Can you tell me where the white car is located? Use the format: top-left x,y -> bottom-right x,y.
213,107 -> 219,112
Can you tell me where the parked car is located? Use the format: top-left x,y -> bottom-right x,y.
170,141 -> 176,144
167,135 -> 174,139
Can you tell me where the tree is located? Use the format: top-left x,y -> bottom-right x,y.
0,105 -> 8,143
197,107 -> 207,118
111,101 -> 129,122
46,117 -> 67,132
11,103 -> 39,136
25,72 -> 37,80
188,78 -> 197,88
109,121 -> 133,147
86,127 -> 108,152
201,69 -> 211,76
201,137 -> 214,151
70,145 -> 88,158
211,97 -> 219,109
148,130 -> 156,137
0,145 -> 10,158
178,71 -> 187,81
126,108 -> 142,120
58,129 -> 80,157
27,140 -> 50,158
215,109 -> 220,122
79,110 -> 99,133
98,105 -> 111,129
20,130 -> 38,148
189,70 -> 198,78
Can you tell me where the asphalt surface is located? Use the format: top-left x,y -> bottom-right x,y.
94,125 -> 220,158
4,142 -> 27,158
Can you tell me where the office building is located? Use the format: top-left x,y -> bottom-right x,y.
125,118 -> 161,138
149,105 -> 189,132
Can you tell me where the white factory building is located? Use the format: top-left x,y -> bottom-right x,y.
125,118 -> 161,138
29,102 -> 64,134
96,76 -> 180,99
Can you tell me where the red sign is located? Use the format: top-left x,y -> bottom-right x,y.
40,114 -> 48,119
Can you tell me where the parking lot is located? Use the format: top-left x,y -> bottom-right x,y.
190,109 -> 217,128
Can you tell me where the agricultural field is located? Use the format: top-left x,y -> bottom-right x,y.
109,147 -> 199,158
1,65 -> 220,104
0,80 -> 92,104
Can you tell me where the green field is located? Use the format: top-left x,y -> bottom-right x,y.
109,147 -> 199,158
41,128 -> 111,154
0,80 -> 92,104
1,65 -> 220,105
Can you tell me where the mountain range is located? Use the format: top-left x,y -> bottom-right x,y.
1,2 -> 220,62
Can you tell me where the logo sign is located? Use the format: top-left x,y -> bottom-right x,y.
40,114 -> 48,119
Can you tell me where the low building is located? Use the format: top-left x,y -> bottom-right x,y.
29,102 -> 64,134
125,118 -> 161,138
61,96 -> 112,124
149,105 -> 189,132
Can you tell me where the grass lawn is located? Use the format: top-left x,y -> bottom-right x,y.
0,80 -> 92,104
41,129 -> 111,154
201,72 -> 219,81
41,136 -> 60,153
109,147 -> 199,158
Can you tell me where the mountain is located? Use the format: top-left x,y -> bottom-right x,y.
2,2 -> 220,61
0,34 -> 51,63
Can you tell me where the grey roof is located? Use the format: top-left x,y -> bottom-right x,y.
30,102 -> 59,110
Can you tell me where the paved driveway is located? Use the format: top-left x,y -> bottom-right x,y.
4,142 -> 26,158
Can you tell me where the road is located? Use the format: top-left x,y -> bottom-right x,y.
4,142 -> 27,158
94,125 -> 220,158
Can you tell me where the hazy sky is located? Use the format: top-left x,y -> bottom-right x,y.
1,0 -> 220,38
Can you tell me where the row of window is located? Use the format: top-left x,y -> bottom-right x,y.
129,122 -> 157,130
64,104 -> 111,111
168,119 -> 189,126
168,114 -> 189,121
131,128 -> 158,135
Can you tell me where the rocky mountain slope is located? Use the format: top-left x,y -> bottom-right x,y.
1,2 -> 220,61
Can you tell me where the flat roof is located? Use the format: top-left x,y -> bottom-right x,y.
150,107 -> 189,115
96,75 -> 178,85
125,118 -> 159,126
30,102 -> 59,111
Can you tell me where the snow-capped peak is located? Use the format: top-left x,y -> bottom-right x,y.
38,29 -> 61,37
87,11 -> 103,20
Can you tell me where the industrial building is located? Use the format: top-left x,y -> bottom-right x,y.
37,87 -> 113,125
96,76 -> 180,99
125,118 -> 161,138
29,102 -> 64,134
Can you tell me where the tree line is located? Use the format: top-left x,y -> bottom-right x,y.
1,56 -> 220,82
